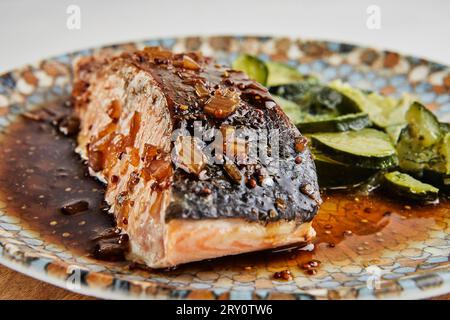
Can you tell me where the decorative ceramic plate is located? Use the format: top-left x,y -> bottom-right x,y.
0,36 -> 449,300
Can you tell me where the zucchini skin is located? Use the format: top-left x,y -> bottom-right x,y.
272,95 -> 307,125
396,103 -> 449,193
314,153 -> 375,188
406,101 -> 442,147
396,127 -> 437,172
311,129 -> 398,170
298,112 -> 371,133
383,171 -> 439,202
386,124 -> 406,143
420,133 -> 450,194
269,82 -> 360,116
232,54 -> 268,85
266,61 -> 304,87
313,139 -> 398,169
271,81 -> 367,134
328,80 -> 411,129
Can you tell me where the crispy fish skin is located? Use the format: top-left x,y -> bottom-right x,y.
72,47 -> 321,268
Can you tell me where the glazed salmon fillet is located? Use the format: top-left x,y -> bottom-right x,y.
72,47 -> 321,268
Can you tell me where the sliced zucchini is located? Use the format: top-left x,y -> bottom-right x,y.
328,80 -> 412,129
232,54 -> 268,85
428,133 -> 450,177
270,81 -> 356,120
313,151 -> 375,188
311,128 -> 398,169
297,112 -> 371,133
366,92 -> 412,128
383,171 -> 439,202
274,92 -> 371,133
405,101 -> 442,147
266,61 -> 304,86
435,133 -> 450,191
272,95 -> 305,124
385,124 -> 406,144
396,102 -> 446,175
270,81 -> 339,110
440,122 -> 450,134
396,127 -> 440,172
440,133 -> 450,175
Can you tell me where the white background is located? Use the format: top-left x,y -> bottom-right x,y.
0,0 -> 449,73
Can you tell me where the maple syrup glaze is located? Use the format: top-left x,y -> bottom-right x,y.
0,101 -> 448,273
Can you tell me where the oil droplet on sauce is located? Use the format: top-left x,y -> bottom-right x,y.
0,101 -> 448,276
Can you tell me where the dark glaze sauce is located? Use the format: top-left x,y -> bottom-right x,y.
0,101 -> 448,275
0,101 -> 124,259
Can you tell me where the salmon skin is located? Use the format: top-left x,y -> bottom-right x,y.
72,47 -> 321,268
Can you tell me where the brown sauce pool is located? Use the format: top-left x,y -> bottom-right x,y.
0,100 -> 448,276
0,102 -> 118,258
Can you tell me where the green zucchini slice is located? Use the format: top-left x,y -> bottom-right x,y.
436,133 -> 450,191
441,133 -> 450,175
440,122 -> 450,134
266,61 -> 304,86
313,151 -> 375,188
270,81 -> 343,113
328,80 -> 413,129
272,95 -> 305,124
232,54 -> 268,85
405,101 -> 442,147
297,112 -> 371,133
366,92 -> 412,129
383,171 -> 439,201
274,93 -> 371,133
311,128 -> 398,169
385,124 -> 406,143
396,102 -> 447,178
396,127 -> 439,172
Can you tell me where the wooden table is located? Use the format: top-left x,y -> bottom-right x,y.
0,264 -> 93,300
0,264 -> 448,300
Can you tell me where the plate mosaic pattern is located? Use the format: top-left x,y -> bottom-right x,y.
0,36 -> 449,299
